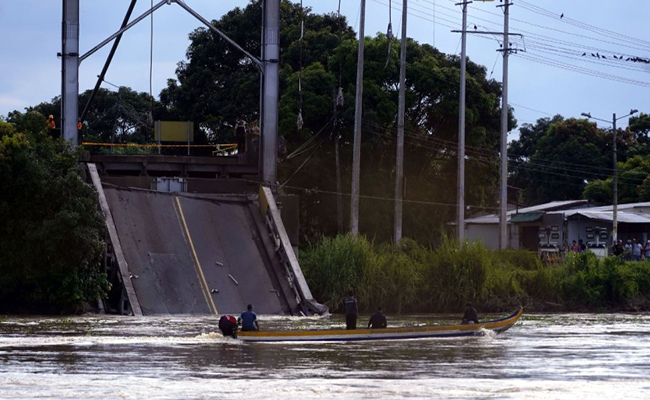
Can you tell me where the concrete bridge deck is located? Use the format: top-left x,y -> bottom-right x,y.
104,186 -> 291,315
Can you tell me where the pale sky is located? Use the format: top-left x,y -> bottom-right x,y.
1,0 -> 648,133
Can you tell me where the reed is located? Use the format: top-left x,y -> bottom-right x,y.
301,234 -> 650,313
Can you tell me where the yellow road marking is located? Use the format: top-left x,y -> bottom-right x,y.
172,200 -> 189,247
174,196 -> 219,315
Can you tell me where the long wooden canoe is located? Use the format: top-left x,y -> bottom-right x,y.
237,306 -> 523,342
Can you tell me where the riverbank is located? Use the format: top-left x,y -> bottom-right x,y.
299,234 -> 650,314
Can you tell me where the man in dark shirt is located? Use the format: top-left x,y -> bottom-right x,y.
368,307 -> 387,329
613,240 -> 625,256
238,304 -> 259,331
344,291 -> 358,330
461,302 -> 479,324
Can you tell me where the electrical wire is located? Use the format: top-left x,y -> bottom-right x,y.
280,137 -> 327,188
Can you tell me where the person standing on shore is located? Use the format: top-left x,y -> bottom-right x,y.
344,291 -> 358,330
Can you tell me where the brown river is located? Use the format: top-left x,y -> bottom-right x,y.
1,312 -> 649,399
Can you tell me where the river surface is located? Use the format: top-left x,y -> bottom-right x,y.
1,312 -> 649,399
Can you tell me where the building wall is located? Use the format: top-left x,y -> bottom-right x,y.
466,224 -> 514,249
567,218 -> 612,246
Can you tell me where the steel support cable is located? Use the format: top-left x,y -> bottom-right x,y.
81,0 -> 138,122
279,137 -> 327,188
283,119 -> 333,160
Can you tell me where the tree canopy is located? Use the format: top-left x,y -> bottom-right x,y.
510,113 -> 650,207
0,113 -> 108,313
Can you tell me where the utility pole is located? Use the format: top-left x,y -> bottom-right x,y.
612,113 -> 618,243
582,109 -> 638,244
394,0 -> 407,243
333,89 -> 344,234
456,0 -> 471,242
498,1 -> 512,250
350,0 -> 367,236
62,0 -> 80,145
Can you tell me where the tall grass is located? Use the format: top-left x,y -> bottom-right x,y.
300,234 -> 650,313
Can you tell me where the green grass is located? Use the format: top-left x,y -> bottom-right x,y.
300,234 -> 650,313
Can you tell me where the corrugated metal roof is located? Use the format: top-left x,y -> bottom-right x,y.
466,200 -> 589,225
466,200 -> 650,225
567,211 -> 650,224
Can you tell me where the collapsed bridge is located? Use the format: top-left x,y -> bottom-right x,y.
86,156 -> 326,316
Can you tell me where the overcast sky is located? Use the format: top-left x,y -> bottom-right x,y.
1,0 -> 648,134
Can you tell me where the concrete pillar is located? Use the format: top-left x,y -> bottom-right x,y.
261,0 -> 280,186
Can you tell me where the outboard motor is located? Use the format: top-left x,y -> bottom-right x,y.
218,315 -> 238,338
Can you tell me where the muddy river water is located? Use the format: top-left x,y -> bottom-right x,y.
1,312 -> 649,399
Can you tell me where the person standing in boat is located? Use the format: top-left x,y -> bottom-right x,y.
238,304 -> 259,331
344,291 -> 358,330
461,302 -> 479,324
368,307 -> 387,329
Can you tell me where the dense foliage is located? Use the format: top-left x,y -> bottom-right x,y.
510,113 -> 650,206
301,234 -> 650,313
0,112 -> 108,313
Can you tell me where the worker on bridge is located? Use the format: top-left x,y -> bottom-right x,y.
46,115 -> 56,130
235,119 -> 247,154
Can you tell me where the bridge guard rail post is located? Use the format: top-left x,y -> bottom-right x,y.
258,186 -> 328,316
88,163 -> 143,316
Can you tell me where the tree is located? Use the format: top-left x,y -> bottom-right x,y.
157,0 -> 512,243
583,154 -> 650,204
509,117 -> 615,205
0,112 -> 108,313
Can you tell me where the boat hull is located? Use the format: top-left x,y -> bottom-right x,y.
237,307 -> 523,342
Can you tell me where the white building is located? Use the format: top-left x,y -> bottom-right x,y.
464,200 -> 650,250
